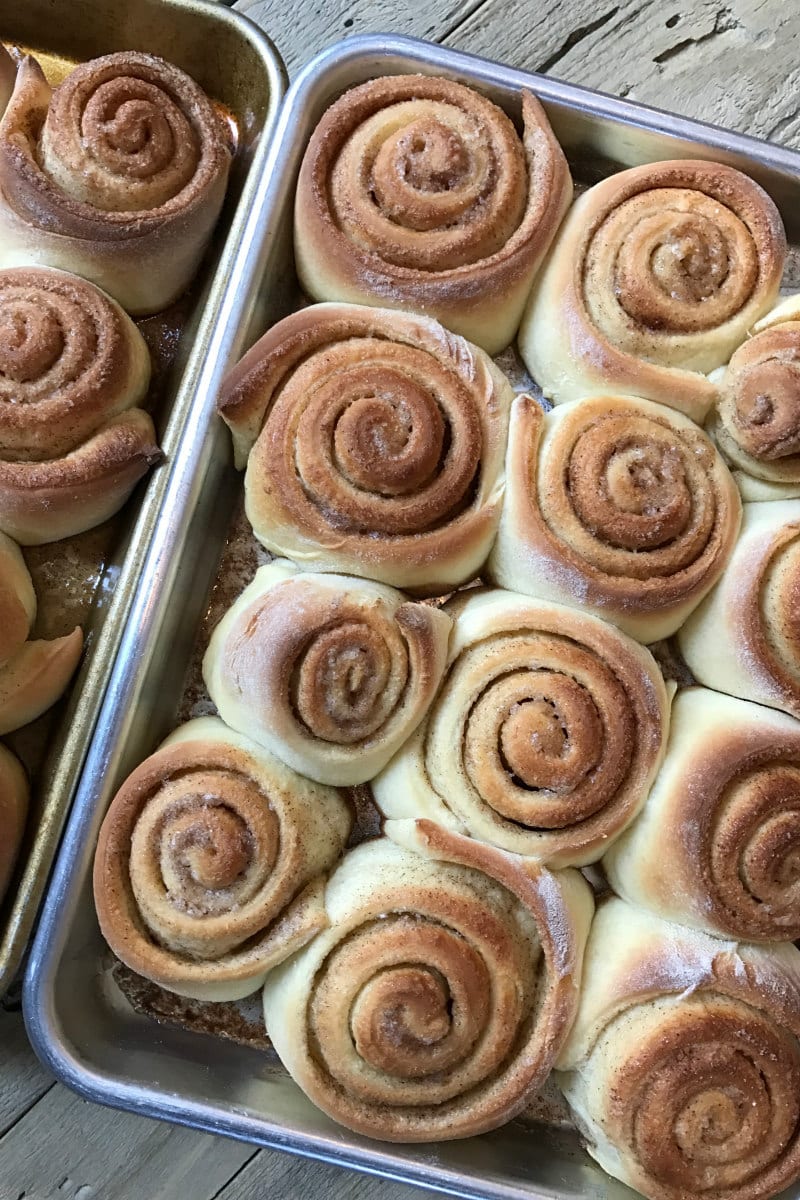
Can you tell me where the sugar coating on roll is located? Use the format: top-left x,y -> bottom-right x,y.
520,159 -> 786,422
218,303 -> 512,595
372,588 -> 671,867
604,687 -> 800,942
0,48 -> 232,314
557,898 -> 800,1200
679,501 -> 800,719
262,818 -> 593,1142
93,717 -> 352,1001
0,743 -> 28,903
709,295 -> 800,500
0,267 -> 159,544
487,393 -> 742,643
203,559 -> 452,787
294,75 -> 572,354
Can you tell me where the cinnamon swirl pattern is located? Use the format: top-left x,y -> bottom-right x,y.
709,295 -> 800,500
519,160 -> 786,422
262,819 -> 594,1142
372,589 -> 670,867
0,744 -> 28,904
0,267 -> 158,544
219,304 -> 513,594
679,502 -> 800,719
604,688 -> 800,942
294,76 -> 572,355
0,49 -> 232,314
557,899 -> 800,1200
487,394 -> 742,643
203,560 -> 452,787
93,718 -> 352,1001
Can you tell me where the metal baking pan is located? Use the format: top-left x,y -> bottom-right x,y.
0,0 -> 285,998
24,32 -> 800,1200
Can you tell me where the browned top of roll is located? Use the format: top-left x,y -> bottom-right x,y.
0,267 -> 149,459
296,75 -> 570,307
0,51 -> 231,243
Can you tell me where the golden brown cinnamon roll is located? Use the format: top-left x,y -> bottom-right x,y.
372,588 -> 670,868
520,160 -> 786,422
0,625 -> 82,734
487,394 -> 742,642
679,502 -> 800,719
709,295 -> 800,499
604,688 -> 800,942
219,304 -> 512,595
294,76 -> 572,354
93,718 -> 352,1001
203,560 -> 452,786
0,51 -> 232,314
0,743 -> 28,904
262,819 -> 593,1142
0,267 -> 158,544
557,898 -> 800,1200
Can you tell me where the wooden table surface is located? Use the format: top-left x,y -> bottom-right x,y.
3,1 -> 799,1197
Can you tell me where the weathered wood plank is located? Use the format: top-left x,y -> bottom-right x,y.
0,1085 -> 256,1200
214,1145 -> 443,1200
443,0 -> 800,149
0,1008 -> 52,1138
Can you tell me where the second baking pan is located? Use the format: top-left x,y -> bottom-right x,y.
25,32 -> 800,1200
0,0 -> 285,997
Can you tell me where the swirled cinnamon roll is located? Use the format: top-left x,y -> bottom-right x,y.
203,560 -> 452,786
604,688 -> 800,942
557,898 -> 800,1200
262,818 -> 593,1142
709,295 -> 800,499
0,529 -> 36,666
0,625 -> 82,735
0,267 -> 158,544
294,76 -> 572,355
0,50 -> 232,314
487,394 -> 742,642
679,502 -> 800,718
372,588 -> 670,868
0,743 -> 28,903
93,718 -> 352,1001
219,304 -> 512,595
519,160 -> 786,422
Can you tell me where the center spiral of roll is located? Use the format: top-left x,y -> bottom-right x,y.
128,769 -> 280,958
729,329 -> 800,461
292,617 -> 409,744
616,999 -> 800,1193
556,411 -> 718,580
309,912 -> 519,1105
710,763 -> 800,934
585,189 -> 759,339
0,298 -> 68,384
328,92 -> 528,270
439,632 -> 634,832
271,340 -> 482,536
41,55 -> 207,213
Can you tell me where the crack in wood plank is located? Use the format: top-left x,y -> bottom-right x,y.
537,7 -> 622,73
653,4 -> 740,62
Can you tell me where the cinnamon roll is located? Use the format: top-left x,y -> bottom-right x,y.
557,898 -> 800,1200
519,160 -> 786,422
219,304 -> 512,595
487,393 -> 742,642
0,743 -> 28,904
294,76 -> 572,355
0,529 -> 36,667
0,50 -> 232,314
709,295 -> 800,499
604,687 -> 800,942
203,560 -> 452,787
0,625 -> 82,735
0,267 -> 158,544
262,818 -> 594,1142
372,588 -> 670,868
679,502 -> 800,719
93,718 -> 352,1001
